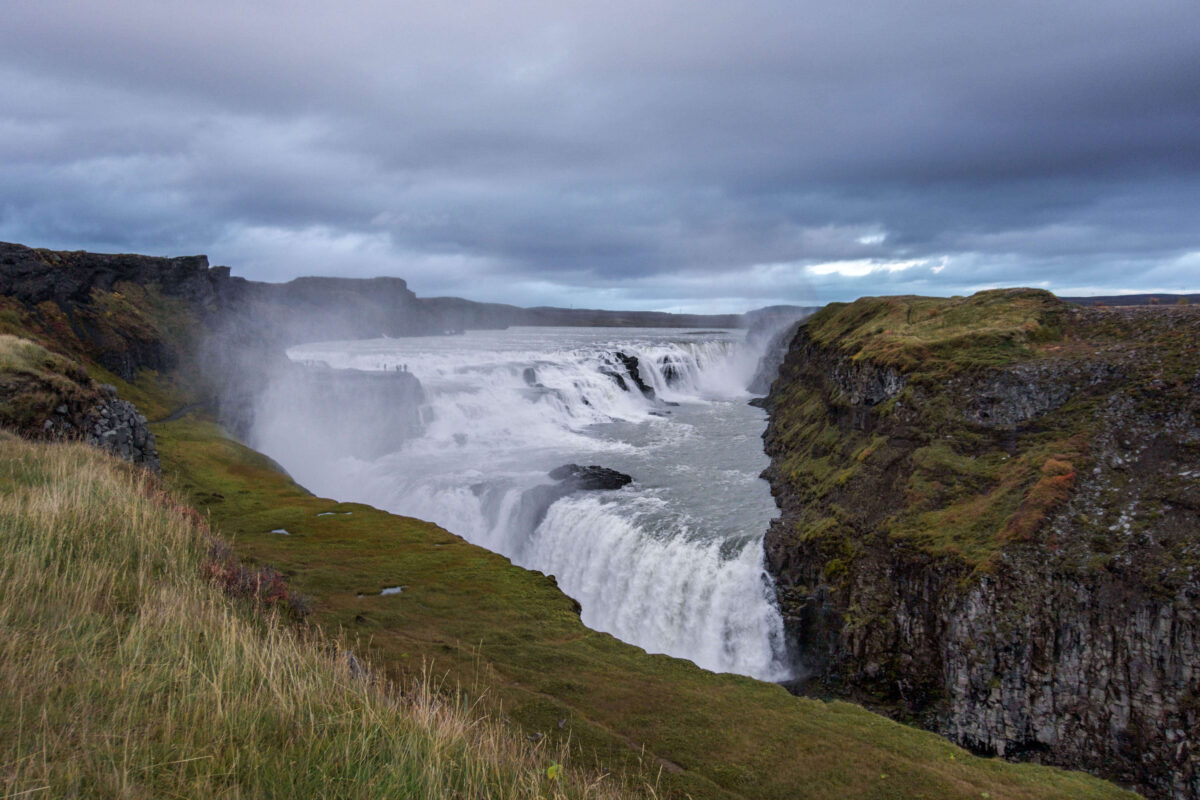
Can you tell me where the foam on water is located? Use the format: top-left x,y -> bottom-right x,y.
256,327 -> 793,680
534,495 -> 790,679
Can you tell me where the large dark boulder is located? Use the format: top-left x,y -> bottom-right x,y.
511,464 -> 634,534
548,463 -> 633,491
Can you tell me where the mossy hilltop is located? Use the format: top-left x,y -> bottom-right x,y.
762,289 -> 1200,799
0,244 -> 1145,799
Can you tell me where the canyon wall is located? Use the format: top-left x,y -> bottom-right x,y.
761,290 -> 1200,799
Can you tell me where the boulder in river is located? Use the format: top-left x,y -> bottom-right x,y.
548,464 -> 633,491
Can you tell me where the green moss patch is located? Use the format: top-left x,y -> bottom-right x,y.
766,291 -> 1200,565
805,289 -> 1064,377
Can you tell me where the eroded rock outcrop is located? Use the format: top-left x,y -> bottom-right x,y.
761,290 -> 1200,799
0,241 -> 238,381
21,377 -> 159,473
603,352 -> 656,399
82,384 -> 160,472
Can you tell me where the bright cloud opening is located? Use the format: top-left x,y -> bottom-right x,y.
806,258 -> 938,278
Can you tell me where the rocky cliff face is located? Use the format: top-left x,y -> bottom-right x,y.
761,290 -> 1200,799
81,384 -> 160,472
0,241 -> 238,381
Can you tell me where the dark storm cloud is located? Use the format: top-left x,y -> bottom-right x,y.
1,0 -> 1198,309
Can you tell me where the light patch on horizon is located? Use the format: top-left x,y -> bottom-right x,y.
806,258 -> 938,278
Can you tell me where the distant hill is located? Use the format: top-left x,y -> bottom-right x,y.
0,241 -> 801,351
412,296 -> 749,331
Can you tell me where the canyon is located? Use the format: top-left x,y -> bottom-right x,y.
4,241 -> 1187,797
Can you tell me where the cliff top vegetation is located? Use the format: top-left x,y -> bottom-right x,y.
0,334 -> 101,435
766,288 -> 1200,566
805,288 -> 1064,376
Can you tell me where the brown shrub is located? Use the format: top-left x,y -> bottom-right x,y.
1001,459 -> 1077,542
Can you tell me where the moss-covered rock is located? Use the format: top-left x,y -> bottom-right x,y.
0,334 -> 160,470
762,290 -> 1200,799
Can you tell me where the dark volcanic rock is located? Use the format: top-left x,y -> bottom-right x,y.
600,369 -> 629,392
761,295 -> 1200,800
0,241 -> 232,311
0,241 -> 239,381
20,377 -> 160,473
548,464 -> 633,491
511,465 -> 634,535
612,352 -> 655,399
958,361 -> 1118,429
84,384 -> 160,473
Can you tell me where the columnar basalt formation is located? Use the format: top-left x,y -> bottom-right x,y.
761,290 -> 1200,799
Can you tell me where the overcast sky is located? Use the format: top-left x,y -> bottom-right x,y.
2,1 -> 1198,312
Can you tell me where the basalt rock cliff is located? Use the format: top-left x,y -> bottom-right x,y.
760,289 -> 1200,799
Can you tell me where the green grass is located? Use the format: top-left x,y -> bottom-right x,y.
0,432 -> 639,800
805,289 -> 1064,377
149,412 -> 1137,800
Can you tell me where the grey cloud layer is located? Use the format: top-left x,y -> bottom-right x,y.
1,0 -> 1198,309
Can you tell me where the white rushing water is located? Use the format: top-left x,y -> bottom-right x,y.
252,326 -> 793,681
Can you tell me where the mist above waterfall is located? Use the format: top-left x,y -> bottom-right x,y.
248,326 -> 795,680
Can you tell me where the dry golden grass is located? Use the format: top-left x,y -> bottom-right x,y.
0,433 -> 643,799
0,335 -> 100,436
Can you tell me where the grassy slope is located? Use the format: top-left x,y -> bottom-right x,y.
0,433 -> 641,800
0,334 -> 101,434
802,288 -> 1064,375
151,410 -> 1136,800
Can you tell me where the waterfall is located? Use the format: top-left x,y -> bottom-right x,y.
252,327 -> 793,681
